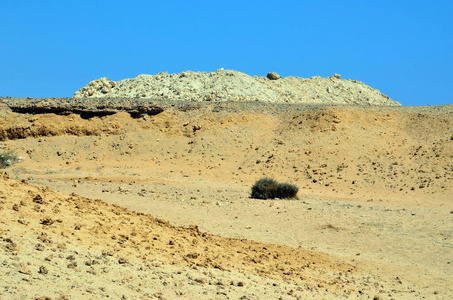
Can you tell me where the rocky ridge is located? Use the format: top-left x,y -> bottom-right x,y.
74,69 -> 401,106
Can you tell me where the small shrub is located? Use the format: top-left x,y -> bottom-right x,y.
251,177 -> 298,200
0,147 -> 23,168
276,182 -> 299,199
251,177 -> 279,199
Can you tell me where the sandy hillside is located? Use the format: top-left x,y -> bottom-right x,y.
0,96 -> 452,299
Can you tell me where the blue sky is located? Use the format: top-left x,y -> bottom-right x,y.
1,1 -> 452,106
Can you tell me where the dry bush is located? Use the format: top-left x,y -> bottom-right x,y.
0,147 -> 22,168
251,178 -> 298,200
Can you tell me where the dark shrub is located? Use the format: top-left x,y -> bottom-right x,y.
0,150 -> 20,168
276,183 -> 299,199
251,177 -> 298,200
251,178 -> 279,199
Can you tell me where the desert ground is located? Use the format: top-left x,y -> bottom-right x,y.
1,98 -> 452,299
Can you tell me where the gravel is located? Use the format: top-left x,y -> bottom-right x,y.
73,68 -> 401,106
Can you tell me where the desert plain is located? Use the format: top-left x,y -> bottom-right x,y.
0,71 -> 453,299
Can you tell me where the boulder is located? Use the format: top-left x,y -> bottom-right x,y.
267,72 -> 281,80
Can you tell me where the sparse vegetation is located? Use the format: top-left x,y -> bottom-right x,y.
251,177 -> 298,200
0,146 -> 23,168
276,182 -> 299,199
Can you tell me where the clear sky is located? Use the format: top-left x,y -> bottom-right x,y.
1,1 -> 452,106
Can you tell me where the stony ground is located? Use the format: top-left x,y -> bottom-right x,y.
73,69 -> 401,106
0,98 -> 452,299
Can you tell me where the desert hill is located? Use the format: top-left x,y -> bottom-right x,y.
1,97 -> 452,298
73,69 -> 401,106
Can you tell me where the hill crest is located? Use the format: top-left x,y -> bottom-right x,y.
74,69 -> 401,106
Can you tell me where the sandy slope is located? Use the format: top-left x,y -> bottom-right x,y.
1,100 -> 452,299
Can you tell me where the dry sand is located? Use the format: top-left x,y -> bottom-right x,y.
0,98 -> 452,299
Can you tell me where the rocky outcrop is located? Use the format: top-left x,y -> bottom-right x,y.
74,77 -> 117,97
74,69 -> 401,106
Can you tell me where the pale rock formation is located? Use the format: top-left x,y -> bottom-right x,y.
74,69 -> 401,106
